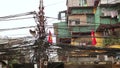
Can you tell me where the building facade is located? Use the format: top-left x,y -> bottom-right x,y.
54,0 -> 120,47
53,0 -> 120,63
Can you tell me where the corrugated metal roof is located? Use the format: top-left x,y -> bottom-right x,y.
0,39 -> 8,44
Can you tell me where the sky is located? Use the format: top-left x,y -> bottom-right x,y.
0,0 -> 67,38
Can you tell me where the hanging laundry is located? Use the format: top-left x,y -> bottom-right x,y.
111,11 -> 118,18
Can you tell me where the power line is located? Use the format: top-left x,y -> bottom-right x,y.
0,26 -> 36,32
0,16 -> 34,22
0,25 -> 54,32
0,11 -> 36,19
46,16 -> 59,20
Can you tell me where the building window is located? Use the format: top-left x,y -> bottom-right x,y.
69,19 -> 80,25
75,20 -> 80,25
79,0 -> 87,6
87,15 -> 95,23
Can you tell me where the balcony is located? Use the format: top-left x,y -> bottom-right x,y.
69,26 -> 94,33
70,8 -> 94,15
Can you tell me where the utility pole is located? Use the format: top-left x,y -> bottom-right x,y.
38,0 -> 45,38
35,0 -> 48,68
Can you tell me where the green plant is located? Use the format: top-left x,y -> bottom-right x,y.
103,37 -> 120,47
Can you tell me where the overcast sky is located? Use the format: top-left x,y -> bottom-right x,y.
0,0 -> 66,38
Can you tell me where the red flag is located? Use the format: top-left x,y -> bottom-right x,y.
48,30 -> 52,44
91,30 -> 97,46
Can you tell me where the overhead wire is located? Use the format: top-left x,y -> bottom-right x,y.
46,16 -> 59,20
0,0 -> 116,36
0,16 -> 34,22
48,0 -> 120,34
0,11 -> 36,19
0,24 -> 55,32
1,0 -> 120,58
0,26 -> 36,32
1,40 -> 120,56
0,0 -> 66,57
0,0 -> 67,22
